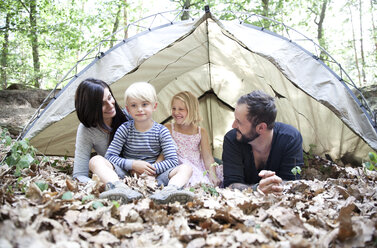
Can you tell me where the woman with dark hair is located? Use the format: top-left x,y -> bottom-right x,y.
73,78 -> 142,203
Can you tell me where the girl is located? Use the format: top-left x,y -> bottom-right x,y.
165,91 -> 223,187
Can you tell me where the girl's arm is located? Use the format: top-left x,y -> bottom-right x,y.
200,127 -> 221,186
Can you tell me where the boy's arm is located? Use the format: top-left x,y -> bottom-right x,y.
153,126 -> 178,174
105,125 -> 133,171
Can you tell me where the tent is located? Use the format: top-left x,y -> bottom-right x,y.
22,9 -> 377,163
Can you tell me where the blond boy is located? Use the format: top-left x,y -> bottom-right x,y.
102,82 -> 193,204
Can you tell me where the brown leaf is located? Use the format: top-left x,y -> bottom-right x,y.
66,178 -> 77,192
238,201 -> 260,215
337,203 -> 356,242
111,223 -> 144,238
267,206 -> 307,234
25,182 -> 43,203
179,230 -> 207,243
87,230 -> 119,245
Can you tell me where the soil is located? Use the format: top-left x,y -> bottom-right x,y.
0,89 -> 53,137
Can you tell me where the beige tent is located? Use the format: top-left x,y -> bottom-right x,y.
23,10 -> 377,163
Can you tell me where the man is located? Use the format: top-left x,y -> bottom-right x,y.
222,90 -> 303,195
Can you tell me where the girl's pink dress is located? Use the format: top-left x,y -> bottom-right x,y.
171,124 -> 222,186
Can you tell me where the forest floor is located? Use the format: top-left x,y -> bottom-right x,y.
0,129 -> 376,248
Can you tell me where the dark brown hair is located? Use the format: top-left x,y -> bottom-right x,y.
237,90 -> 277,129
75,78 -> 128,142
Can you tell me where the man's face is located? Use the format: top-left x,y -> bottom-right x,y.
232,103 -> 260,143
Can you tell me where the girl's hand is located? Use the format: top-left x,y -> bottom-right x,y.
208,167 -> 221,186
209,173 -> 221,187
132,160 -> 156,176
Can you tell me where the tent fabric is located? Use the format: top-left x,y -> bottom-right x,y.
24,12 -> 377,162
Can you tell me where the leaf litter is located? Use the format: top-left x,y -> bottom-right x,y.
0,143 -> 377,247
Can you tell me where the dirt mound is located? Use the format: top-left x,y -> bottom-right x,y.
0,89 -> 53,137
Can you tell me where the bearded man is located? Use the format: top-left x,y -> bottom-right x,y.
222,90 -> 304,195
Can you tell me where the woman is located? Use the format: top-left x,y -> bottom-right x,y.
73,78 -> 142,203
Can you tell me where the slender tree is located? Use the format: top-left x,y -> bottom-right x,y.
308,0 -> 329,61
124,0 -> 128,39
371,0 -> 377,60
28,0 -> 41,88
110,5 -> 122,48
1,13 -> 10,89
348,2 -> 362,85
359,0 -> 367,84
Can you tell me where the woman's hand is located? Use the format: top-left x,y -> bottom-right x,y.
258,170 -> 283,195
132,160 -> 156,176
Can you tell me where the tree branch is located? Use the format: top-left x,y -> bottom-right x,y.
18,0 -> 30,14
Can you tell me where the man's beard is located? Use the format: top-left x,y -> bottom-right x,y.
236,128 -> 260,143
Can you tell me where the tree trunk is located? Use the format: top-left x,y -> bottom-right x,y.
262,0 -> 270,29
1,13 -> 10,90
348,4 -> 362,85
317,0 -> 328,60
359,0 -> 366,84
181,0 -> 191,21
371,0 -> 377,61
110,5 -> 121,48
262,0 -> 269,16
29,0 -> 41,88
124,0 -> 128,39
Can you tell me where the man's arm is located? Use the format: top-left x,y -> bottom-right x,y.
222,130 -> 247,187
228,183 -> 258,191
278,130 -> 304,180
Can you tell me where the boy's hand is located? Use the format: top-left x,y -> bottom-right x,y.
132,160 -> 156,176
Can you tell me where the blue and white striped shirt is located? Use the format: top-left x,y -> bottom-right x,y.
105,120 -> 178,175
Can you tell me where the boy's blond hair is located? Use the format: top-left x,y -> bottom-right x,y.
171,91 -> 202,125
124,82 -> 157,104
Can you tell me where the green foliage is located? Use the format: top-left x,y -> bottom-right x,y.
82,194 -> 95,203
62,191 -> 73,200
363,152 -> 377,171
35,181 -> 49,192
291,166 -> 302,180
201,183 -> 219,197
112,200 -> 120,208
92,201 -> 104,209
1,128 -> 12,146
304,144 -> 317,167
1,128 -> 38,177
16,177 -> 27,193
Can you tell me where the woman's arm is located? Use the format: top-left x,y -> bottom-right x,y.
72,124 -> 93,183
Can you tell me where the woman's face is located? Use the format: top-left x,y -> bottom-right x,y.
102,87 -> 116,121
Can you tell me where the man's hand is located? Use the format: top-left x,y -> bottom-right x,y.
258,170 -> 283,195
132,160 -> 156,176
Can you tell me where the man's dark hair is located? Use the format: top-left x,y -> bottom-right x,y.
237,90 -> 277,129
75,78 -> 128,143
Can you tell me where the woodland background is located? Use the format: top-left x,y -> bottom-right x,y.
0,0 -> 376,92
1,1 -> 377,247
